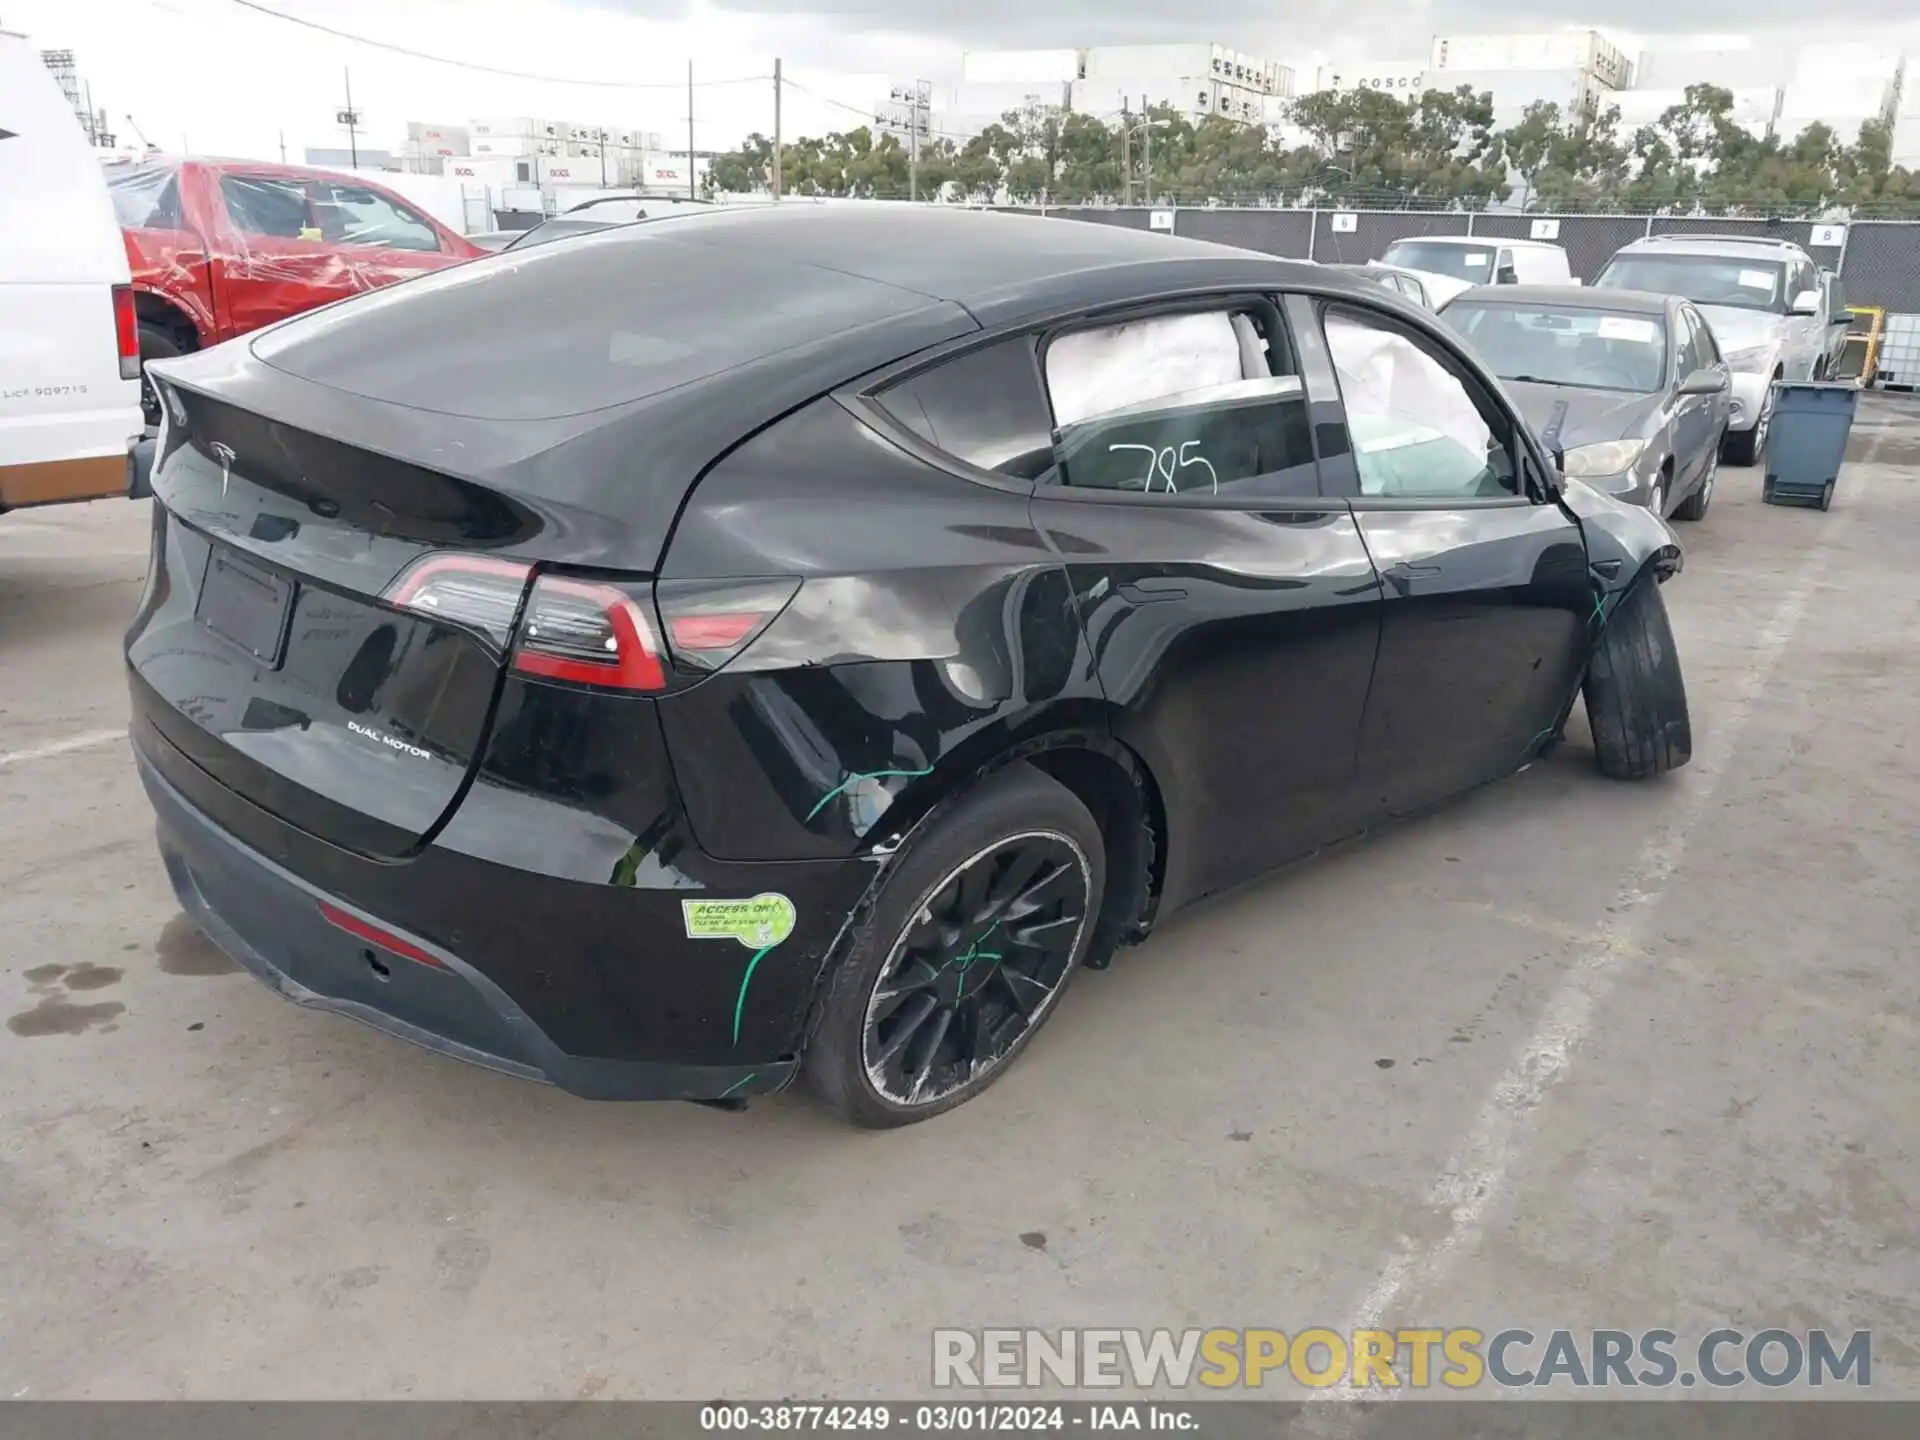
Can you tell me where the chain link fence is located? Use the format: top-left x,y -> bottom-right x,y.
999,206 -> 1920,313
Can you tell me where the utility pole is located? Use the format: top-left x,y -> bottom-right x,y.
597,126 -> 607,187
1142,94 -> 1152,206
336,68 -> 360,169
687,60 -> 697,201
1121,100 -> 1132,204
878,79 -> 931,201
278,130 -> 286,163
772,59 -> 782,200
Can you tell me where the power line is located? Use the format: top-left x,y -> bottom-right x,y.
222,0 -> 769,90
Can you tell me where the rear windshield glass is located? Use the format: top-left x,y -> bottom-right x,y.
1381,241 -> 1493,282
1596,254 -> 1786,313
250,228 -> 942,420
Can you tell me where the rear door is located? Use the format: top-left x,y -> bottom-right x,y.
1315,298 -> 1591,821
1025,296 -> 1384,908
1671,307 -> 1715,490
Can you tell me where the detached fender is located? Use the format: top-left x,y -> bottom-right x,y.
1559,475 -> 1683,594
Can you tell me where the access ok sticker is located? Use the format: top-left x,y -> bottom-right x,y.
1598,316 -> 1661,344
682,894 -> 796,949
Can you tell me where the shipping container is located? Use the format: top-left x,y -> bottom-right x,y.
1430,30 -> 1632,90
1085,43 -> 1218,81
1318,60 -> 1430,95
1777,78 -> 1898,130
1428,67 -> 1619,129
445,154 -> 537,190
1632,44 -> 1793,91
1791,42 -> 1892,89
1612,86 -> 1782,137
1893,114 -> 1920,167
961,48 -> 1083,84
404,121 -> 471,152
471,116 -> 563,140
471,135 -> 562,157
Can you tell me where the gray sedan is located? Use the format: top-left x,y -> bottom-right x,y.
1440,284 -> 1732,521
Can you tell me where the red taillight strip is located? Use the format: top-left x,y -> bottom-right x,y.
512,577 -> 667,693
112,285 -> 141,381
384,553 -> 532,607
667,612 -> 764,652
318,901 -> 447,970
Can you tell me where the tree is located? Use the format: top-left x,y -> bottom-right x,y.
1503,101 -> 1561,211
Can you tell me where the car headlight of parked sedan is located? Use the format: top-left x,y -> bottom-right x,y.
1721,343 -> 1774,374
1559,438 -> 1648,478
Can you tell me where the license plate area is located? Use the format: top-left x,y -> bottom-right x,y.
197,548 -> 294,667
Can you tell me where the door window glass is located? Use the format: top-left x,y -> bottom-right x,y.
874,337 -> 1056,479
312,183 -> 443,252
1040,308 -> 1321,498
1676,310 -> 1705,375
1685,308 -> 1721,365
221,175 -> 315,240
1323,306 -> 1517,499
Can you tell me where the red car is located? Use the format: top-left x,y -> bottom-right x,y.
107,157 -> 484,418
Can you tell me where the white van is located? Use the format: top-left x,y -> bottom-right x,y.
0,30 -> 144,513
1378,235 -> 1576,307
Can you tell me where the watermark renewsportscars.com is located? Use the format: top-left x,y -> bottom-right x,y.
933,1328 -> 1873,1392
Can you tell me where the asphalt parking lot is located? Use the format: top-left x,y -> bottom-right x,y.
2,397 -> 1916,1402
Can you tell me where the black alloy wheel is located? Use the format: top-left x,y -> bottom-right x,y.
862,831 -> 1090,1108
804,762 -> 1105,1127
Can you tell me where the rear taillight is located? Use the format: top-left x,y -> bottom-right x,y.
112,285 -> 140,381
383,554 -> 533,649
514,574 -> 667,693
656,577 -> 800,674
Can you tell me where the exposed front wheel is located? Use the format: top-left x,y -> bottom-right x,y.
1584,578 -> 1693,781
805,763 -> 1106,1128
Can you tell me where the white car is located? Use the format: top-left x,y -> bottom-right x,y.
1593,234 -> 1851,466
1376,235 -> 1575,306
0,29 -> 144,513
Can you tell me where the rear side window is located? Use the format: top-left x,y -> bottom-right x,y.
875,337 -> 1055,479
1039,307 -> 1321,499
107,166 -> 183,229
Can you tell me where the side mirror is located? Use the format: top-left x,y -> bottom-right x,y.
1497,266 -> 1520,285
1790,289 -> 1822,316
1679,368 -> 1730,396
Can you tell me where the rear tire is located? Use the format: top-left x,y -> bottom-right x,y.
1583,578 -> 1692,781
138,323 -> 186,428
804,763 -> 1105,1129
1673,439 -> 1720,521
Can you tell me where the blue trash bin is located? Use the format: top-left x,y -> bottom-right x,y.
1763,380 -> 1860,512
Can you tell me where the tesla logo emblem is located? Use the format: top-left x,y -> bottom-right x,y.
210,442 -> 236,497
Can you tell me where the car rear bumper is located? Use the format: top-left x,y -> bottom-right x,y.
140,749 -> 800,1102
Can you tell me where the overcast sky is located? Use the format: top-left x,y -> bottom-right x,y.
8,0 -> 1917,163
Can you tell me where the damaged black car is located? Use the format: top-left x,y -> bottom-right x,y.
130,207 -> 1690,1128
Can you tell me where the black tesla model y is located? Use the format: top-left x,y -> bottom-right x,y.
130,207 -> 1690,1127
